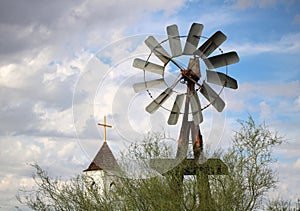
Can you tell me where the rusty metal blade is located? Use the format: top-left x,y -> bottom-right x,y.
133,79 -> 165,93
183,23 -> 203,55
194,31 -> 226,57
146,88 -> 173,113
204,51 -> 240,69
200,81 -> 225,112
168,94 -> 184,125
190,92 -> 203,125
206,70 -> 238,89
133,58 -> 164,75
167,24 -> 182,57
145,36 -> 171,65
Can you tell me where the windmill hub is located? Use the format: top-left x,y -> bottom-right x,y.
181,69 -> 200,84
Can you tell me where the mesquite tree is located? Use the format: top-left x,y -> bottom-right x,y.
209,116 -> 283,210
18,116 -> 284,210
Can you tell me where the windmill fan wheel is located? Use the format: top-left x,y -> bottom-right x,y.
133,23 -> 240,125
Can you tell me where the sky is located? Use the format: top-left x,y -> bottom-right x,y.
0,0 -> 300,209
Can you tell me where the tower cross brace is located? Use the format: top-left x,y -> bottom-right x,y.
97,116 -> 112,142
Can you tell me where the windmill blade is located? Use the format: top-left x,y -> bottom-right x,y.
194,31 -> 227,58
133,79 -> 165,93
167,24 -> 182,57
145,36 -> 171,65
146,88 -> 173,113
204,51 -> 239,69
206,70 -> 238,89
188,57 -> 201,79
183,23 -> 204,55
168,94 -> 184,125
133,58 -> 164,75
190,92 -> 203,125
200,81 -> 225,112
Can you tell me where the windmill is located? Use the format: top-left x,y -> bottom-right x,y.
132,23 -> 239,207
133,23 -> 239,162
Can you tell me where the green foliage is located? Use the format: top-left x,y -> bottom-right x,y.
209,116 -> 283,210
18,116 -> 285,211
266,196 -> 300,211
266,197 -> 294,211
17,164 -> 116,210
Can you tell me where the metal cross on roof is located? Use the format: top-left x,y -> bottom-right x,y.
97,116 -> 112,142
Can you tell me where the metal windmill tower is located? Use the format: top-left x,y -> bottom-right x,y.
132,22 -> 239,208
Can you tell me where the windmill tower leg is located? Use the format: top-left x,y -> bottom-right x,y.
176,89 -> 190,159
167,93 -> 190,204
173,83 -> 216,209
191,122 -> 203,160
197,171 -> 216,210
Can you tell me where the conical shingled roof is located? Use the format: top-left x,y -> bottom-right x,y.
83,142 -> 121,173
